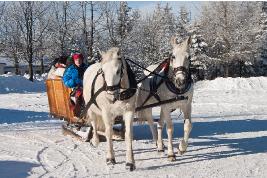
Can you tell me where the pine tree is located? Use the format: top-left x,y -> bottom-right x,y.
259,2 -> 267,76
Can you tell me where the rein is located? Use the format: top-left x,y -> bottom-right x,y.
127,54 -> 193,111
80,53 -> 192,119
125,58 -> 172,84
80,60 -> 137,119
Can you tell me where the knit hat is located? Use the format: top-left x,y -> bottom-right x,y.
72,53 -> 83,61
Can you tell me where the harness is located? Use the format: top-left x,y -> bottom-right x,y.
128,55 -> 192,112
80,53 -> 192,119
80,60 -> 137,119
140,58 -> 171,108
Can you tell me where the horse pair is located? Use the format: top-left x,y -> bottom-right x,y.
82,36 -> 193,171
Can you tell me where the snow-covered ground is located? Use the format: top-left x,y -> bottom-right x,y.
0,75 -> 267,178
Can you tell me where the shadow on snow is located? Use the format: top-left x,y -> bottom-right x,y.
133,118 -> 267,170
0,161 -> 40,178
0,108 -> 49,124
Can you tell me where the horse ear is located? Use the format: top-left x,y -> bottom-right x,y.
100,51 -> 108,63
99,50 -> 103,57
187,36 -> 192,46
181,36 -> 191,49
117,48 -> 121,57
170,36 -> 177,46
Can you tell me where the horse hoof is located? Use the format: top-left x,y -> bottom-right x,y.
157,149 -> 164,153
89,140 -> 99,148
90,137 -> 100,147
126,163 -> 136,171
167,154 -> 176,161
177,148 -> 185,155
178,140 -> 187,153
106,158 -> 116,165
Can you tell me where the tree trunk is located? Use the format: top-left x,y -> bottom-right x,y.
61,1 -> 68,55
88,1 -> 94,61
224,63 -> 229,77
14,56 -> 19,75
40,56 -> 44,74
26,2 -> 34,82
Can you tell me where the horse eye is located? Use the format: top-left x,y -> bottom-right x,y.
116,69 -> 120,75
172,55 -> 175,59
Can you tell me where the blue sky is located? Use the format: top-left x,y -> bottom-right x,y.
127,1 -> 202,20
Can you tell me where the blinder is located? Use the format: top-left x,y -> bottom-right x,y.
171,54 -> 191,78
102,61 -> 124,93
167,53 -> 192,94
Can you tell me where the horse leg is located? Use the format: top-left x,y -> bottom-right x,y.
145,109 -> 158,144
178,104 -> 193,155
102,110 -> 115,165
124,111 -> 136,171
164,110 -> 176,161
157,109 -> 165,152
90,114 -> 99,147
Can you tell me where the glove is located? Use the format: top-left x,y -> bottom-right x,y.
75,87 -> 82,98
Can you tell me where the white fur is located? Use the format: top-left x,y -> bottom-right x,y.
136,37 -> 193,158
83,47 -> 136,168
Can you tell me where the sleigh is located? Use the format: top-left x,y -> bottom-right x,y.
46,57 -> 191,142
45,78 -> 125,141
46,79 -> 76,123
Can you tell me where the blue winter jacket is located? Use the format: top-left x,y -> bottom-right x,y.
63,64 -> 87,88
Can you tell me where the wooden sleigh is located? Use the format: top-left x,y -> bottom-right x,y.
46,78 -> 125,141
46,78 -> 75,123
45,70 -> 188,141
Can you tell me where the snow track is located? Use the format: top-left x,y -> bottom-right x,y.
0,77 -> 267,177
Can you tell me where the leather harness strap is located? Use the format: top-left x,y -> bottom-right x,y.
80,60 -> 137,119
137,56 -> 192,111
79,69 -> 105,119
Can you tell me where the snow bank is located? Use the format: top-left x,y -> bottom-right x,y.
194,77 -> 267,91
0,73 -> 46,94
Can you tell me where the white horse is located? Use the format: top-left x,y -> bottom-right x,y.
136,36 -> 193,161
83,47 -> 136,171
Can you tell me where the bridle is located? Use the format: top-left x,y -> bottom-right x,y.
79,57 -> 137,119
99,57 -> 137,102
102,58 -> 124,93
171,55 -> 192,83
165,54 -> 192,95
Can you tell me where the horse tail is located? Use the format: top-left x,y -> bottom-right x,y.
135,108 -> 151,124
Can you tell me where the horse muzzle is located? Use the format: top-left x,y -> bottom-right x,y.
176,78 -> 186,86
106,89 -> 120,103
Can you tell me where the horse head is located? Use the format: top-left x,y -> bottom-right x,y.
170,36 -> 191,87
101,47 -> 123,95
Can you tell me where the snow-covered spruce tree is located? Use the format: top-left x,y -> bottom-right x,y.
186,23 -> 213,80
258,1 -> 267,76
176,5 -> 190,42
157,3 -> 177,56
199,2 -> 262,78
116,1 -> 131,50
135,3 -> 178,66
